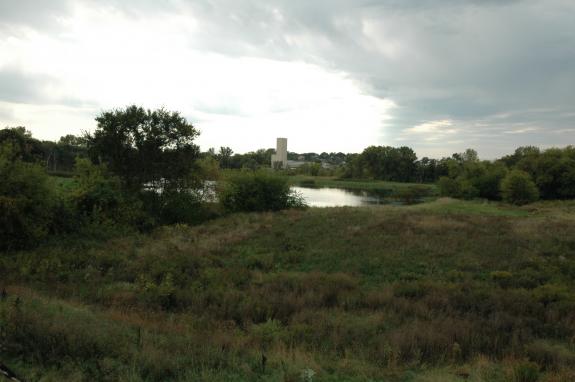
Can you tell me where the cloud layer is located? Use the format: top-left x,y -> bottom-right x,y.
1,0 -> 574,157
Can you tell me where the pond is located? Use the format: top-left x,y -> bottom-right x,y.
291,186 -> 400,207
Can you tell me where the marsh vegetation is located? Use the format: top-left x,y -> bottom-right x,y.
2,200 -> 575,381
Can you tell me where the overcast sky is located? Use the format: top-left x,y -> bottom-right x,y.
1,0 -> 574,157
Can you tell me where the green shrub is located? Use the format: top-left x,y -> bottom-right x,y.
72,158 -> 148,229
513,361 -> 540,382
438,177 -> 478,199
251,319 -> 285,350
0,144 -> 56,250
219,171 -> 306,213
490,271 -> 513,288
438,176 -> 459,197
474,162 -> 508,200
526,341 -> 575,370
501,170 -> 539,205
141,189 -> 219,226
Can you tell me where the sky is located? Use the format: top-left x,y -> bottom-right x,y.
0,0 -> 574,158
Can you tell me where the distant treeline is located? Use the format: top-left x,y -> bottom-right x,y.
0,108 -> 301,251
211,144 -> 575,205
0,127 -> 88,174
2,118 -> 574,219
339,145 -> 575,205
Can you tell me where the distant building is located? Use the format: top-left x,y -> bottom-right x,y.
271,138 -> 288,169
287,160 -> 307,169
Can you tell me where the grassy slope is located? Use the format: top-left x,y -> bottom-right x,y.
2,199 -> 575,381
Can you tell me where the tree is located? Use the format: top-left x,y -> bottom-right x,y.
461,148 -> 479,163
531,148 -> 575,200
0,127 -> 45,163
217,146 -> 234,169
500,170 -> 539,205
473,161 -> 508,200
356,145 -> 418,182
59,134 -> 87,147
438,176 -> 478,200
86,106 -> 200,191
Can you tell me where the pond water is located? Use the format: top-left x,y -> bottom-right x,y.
291,186 -> 398,207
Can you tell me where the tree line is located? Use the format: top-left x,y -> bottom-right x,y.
2,105 -> 574,251
0,106 -> 306,251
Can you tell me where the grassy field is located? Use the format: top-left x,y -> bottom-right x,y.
2,199 -> 575,381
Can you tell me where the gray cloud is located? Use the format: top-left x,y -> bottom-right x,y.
159,1 -> 575,139
0,0 -> 72,32
0,67 -> 96,108
2,0 -> 574,157
0,68 -> 54,104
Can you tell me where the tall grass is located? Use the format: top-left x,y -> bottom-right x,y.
2,201 -> 575,380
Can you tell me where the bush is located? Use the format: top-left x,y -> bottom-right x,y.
526,341 -> 575,370
438,177 -> 478,200
438,176 -> 459,197
219,171 -> 306,213
141,189 -> 219,226
0,144 -> 56,250
513,361 -> 540,382
72,158 -> 148,229
501,170 -> 539,205
474,163 -> 508,200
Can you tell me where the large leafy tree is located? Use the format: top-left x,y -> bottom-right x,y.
0,127 -> 45,163
356,145 -> 418,182
86,106 -> 200,191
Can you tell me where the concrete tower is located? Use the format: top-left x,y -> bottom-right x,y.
271,137 -> 288,169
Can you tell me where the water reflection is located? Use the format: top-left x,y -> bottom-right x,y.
292,186 -> 395,207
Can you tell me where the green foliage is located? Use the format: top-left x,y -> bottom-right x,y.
86,105 -> 200,191
0,127 -> 87,173
502,146 -> 575,201
531,147 -> 575,200
222,148 -> 274,170
438,177 -> 479,199
526,341 -> 575,370
0,143 -> 55,250
72,158 -> 146,228
196,155 -> 220,181
500,170 -> 539,205
490,271 -> 513,288
347,145 -> 418,182
3,202 -> 575,379
220,171 -> 306,212
471,162 -> 508,200
216,146 -> 234,168
513,361 -> 540,382
438,152 -> 507,201
0,127 -> 45,163
296,162 -> 323,176
45,134 -> 87,173
438,176 -> 459,197
141,189 -> 219,226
